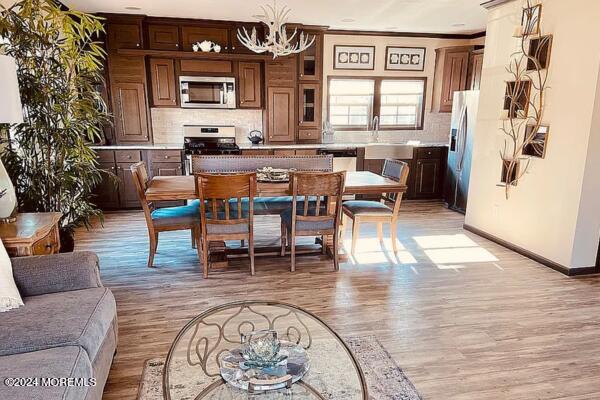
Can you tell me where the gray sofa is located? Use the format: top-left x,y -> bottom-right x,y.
0,252 -> 117,400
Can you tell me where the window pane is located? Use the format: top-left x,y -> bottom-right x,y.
379,79 -> 425,128
329,78 -> 374,128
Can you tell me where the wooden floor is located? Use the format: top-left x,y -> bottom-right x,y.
74,202 -> 600,400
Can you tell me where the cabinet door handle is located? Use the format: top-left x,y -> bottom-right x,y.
164,155 -> 169,159
175,43 -> 179,48
136,43 -> 140,47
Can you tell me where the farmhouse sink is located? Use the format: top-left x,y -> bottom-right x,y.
364,144 -> 414,160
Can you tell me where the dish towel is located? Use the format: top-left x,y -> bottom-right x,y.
0,239 -> 23,312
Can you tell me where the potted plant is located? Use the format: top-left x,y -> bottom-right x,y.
0,0 -> 111,251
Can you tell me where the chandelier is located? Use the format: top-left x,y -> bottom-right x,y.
237,2 -> 314,59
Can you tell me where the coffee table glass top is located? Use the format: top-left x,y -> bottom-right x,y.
163,301 -> 367,399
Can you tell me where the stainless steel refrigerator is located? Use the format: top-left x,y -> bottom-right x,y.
444,90 -> 480,213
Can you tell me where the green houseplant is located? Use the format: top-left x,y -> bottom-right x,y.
0,0 -> 110,250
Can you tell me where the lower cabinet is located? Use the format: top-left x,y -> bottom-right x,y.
93,149 -> 184,210
413,159 -> 443,199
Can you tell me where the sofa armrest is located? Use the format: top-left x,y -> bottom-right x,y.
11,251 -> 102,297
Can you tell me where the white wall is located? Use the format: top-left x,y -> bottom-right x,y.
465,0 -> 600,269
322,33 -> 478,144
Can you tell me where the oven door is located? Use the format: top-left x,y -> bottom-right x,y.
180,77 -> 235,109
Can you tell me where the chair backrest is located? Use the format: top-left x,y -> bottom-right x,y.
381,159 -> 410,218
129,161 -> 154,222
194,172 -> 256,233
191,155 -> 333,173
290,171 -> 346,232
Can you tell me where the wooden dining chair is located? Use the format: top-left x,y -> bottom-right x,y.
279,171 -> 346,272
341,159 -> 409,255
194,172 -> 257,278
130,162 -> 201,267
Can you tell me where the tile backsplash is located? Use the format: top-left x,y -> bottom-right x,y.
151,108 -> 451,145
151,108 -> 263,144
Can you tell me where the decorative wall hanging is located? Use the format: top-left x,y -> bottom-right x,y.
333,45 -> 375,70
499,0 -> 551,198
385,46 -> 426,71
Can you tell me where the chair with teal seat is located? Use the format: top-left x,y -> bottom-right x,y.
130,162 -> 201,267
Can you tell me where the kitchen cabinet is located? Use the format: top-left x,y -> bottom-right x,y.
266,87 -> 296,143
105,19 -> 144,50
230,23 -> 264,54
149,58 -> 177,107
298,32 -> 322,81
93,150 -> 140,210
298,83 -> 321,129
265,57 -> 297,87
112,82 -> 151,143
432,46 -> 472,113
238,62 -> 262,108
94,162 -> 120,210
469,51 -> 484,90
148,24 -> 180,50
116,163 -> 140,208
149,150 -> 184,207
298,129 -> 319,141
179,59 -> 233,74
181,26 -> 229,52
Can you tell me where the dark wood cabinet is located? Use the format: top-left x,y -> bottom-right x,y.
94,162 -> 120,210
265,57 -> 297,87
149,58 -> 177,107
432,46 -> 472,113
298,83 -> 321,129
414,159 -> 442,198
106,21 -> 143,50
267,87 -> 296,143
181,26 -> 229,51
238,62 -> 262,108
470,52 -> 484,90
116,163 -> 140,208
112,82 -> 151,143
299,33 -> 322,81
230,24 -> 263,54
148,24 -> 180,50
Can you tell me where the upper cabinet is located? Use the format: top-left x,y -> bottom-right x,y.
267,87 -> 296,143
148,24 -> 180,50
469,51 -> 484,91
149,58 -> 177,107
238,62 -> 262,108
299,32 -> 322,81
104,15 -> 144,50
431,46 -> 473,113
181,26 -> 229,52
112,82 -> 150,143
230,23 -> 264,54
298,83 -> 321,129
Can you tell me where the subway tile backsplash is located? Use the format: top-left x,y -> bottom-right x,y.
151,108 -> 263,144
151,108 -> 451,145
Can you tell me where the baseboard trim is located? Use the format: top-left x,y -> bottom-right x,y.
463,224 -> 600,276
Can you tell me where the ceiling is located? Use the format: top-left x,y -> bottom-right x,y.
62,0 -> 487,35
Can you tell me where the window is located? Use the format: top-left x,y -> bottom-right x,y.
328,77 -> 426,130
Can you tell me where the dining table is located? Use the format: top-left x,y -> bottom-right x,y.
144,171 -> 407,263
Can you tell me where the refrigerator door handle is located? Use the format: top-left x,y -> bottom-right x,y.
456,105 -> 468,173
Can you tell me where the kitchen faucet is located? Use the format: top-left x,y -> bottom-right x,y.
371,115 -> 380,142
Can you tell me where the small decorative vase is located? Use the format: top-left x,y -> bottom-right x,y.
192,43 -> 199,52
213,44 -> 221,53
0,159 -> 17,223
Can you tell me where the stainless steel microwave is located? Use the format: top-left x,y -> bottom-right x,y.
179,76 -> 236,109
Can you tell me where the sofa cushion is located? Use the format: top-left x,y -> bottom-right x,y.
342,200 -> 393,215
0,346 -> 92,400
0,287 -> 116,362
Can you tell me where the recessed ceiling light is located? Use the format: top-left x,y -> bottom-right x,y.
452,23 -> 466,27
341,18 -> 355,23
125,6 -> 141,11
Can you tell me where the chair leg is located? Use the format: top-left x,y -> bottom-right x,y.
333,229 -> 340,271
290,233 -> 296,272
377,223 -> 384,242
191,228 -> 196,249
339,214 -> 346,249
201,235 -> 209,278
148,231 -> 158,268
280,222 -> 286,256
321,235 -> 327,254
391,222 -> 399,254
194,227 -> 202,263
351,219 -> 360,256
249,234 -> 255,276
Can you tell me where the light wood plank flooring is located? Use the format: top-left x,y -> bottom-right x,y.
74,202 -> 600,400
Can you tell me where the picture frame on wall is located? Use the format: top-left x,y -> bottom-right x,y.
333,45 -> 375,70
385,46 -> 426,71
522,125 -> 549,158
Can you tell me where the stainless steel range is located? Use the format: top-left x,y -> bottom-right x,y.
183,125 -> 240,174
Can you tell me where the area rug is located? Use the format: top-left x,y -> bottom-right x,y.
137,335 -> 422,400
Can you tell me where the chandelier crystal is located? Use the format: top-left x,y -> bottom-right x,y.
237,2 -> 315,59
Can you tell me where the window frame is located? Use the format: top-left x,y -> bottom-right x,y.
327,76 -> 427,131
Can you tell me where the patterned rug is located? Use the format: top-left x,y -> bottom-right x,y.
137,335 -> 422,400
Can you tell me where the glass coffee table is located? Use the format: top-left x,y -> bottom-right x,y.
163,301 -> 368,399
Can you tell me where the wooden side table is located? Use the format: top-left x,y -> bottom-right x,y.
0,212 -> 62,257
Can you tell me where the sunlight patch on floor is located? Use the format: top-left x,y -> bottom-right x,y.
413,234 -> 478,249
342,237 -> 417,265
425,247 -> 499,264
412,233 -> 499,267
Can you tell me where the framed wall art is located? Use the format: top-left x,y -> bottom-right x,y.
385,46 -> 426,71
521,3 -> 541,36
522,125 -> 549,158
333,45 -> 375,70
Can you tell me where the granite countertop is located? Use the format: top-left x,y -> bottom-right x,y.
91,141 -> 448,151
